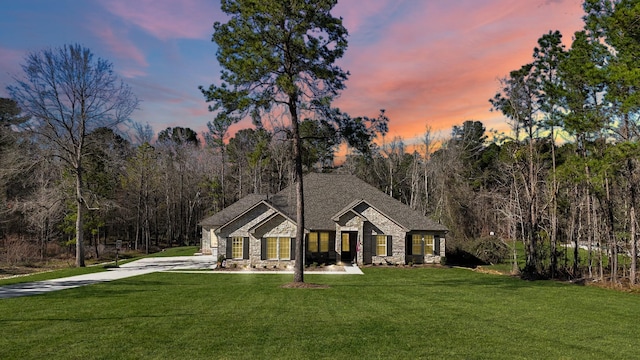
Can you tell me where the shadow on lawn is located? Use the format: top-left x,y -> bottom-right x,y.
423,274 -> 536,290
0,311 -> 200,323
0,280 -> 107,299
69,279 -> 173,296
2,279 -> 171,300
335,269 -> 557,291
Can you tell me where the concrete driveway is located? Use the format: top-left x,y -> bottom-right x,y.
0,255 -> 215,299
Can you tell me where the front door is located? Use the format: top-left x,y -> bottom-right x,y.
340,232 -> 357,263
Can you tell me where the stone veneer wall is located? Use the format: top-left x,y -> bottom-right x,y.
211,200 -> 447,267
418,235 -> 446,264
221,212 -> 298,269
201,227 -> 212,255
358,203 -> 406,265
217,204 -> 275,262
335,211 -> 363,265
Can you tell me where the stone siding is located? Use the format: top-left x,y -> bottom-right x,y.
200,227 -> 212,254
218,208 -> 298,268
217,204 -> 275,259
332,202 -> 410,265
412,233 -> 446,264
258,215 -> 296,238
219,204 -> 275,238
203,195 -> 447,267
357,203 -> 406,265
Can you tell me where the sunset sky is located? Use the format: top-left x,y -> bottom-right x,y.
0,0 -> 586,146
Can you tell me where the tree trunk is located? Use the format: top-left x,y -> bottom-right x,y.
587,185 -> 593,279
605,174 -> 617,283
75,167 -> 85,267
575,191 -> 581,278
630,202 -> 636,285
424,162 -> 429,216
180,170 -> 184,246
529,147 -> 538,274
135,174 -> 142,251
221,147 -> 226,208
94,231 -> 100,259
627,158 -> 637,285
290,101 -> 305,284
154,197 -> 160,247
510,181 -> 522,275
596,208 -> 604,281
165,176 -> 172,247
550,127 -> 558,278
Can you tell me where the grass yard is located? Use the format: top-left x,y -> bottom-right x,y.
0,267 -> 638,359
0,264 -> 108,286
149,246 -> 199,257
0,246 -> 199,286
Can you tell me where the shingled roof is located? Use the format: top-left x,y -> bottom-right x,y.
199,193 -> 267,227
269,173 -> 448,232
200,173 -> 448,233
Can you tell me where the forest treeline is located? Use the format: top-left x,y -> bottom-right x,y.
1,0 -> 639,285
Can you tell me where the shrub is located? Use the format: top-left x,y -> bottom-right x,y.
2,235 -> 40,265
469,236 -> 509,265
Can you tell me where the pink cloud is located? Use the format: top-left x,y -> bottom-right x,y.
333,0 -> 584,142
188,107 -> 211,118
91,18 -> 148,77
99,0 -> 221,41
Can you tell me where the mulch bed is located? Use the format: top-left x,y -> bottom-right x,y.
280,282 -> 330,289
214,265 -> 345,272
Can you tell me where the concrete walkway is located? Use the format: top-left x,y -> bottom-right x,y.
0,256 -> 215,299
0,256 -> 363,299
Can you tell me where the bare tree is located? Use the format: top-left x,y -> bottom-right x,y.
205,113 -> 237,209
8,44 -> 138,266
130,121 -> 155,146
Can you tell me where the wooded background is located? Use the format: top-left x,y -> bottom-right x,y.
1,0 -> 639,285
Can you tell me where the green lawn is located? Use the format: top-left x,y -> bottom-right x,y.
0,265 -> 108,286
0,267 -> 637,359
147,246 -> 199,257
0,246 -> 199,286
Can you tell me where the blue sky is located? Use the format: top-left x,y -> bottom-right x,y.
0,0 -> 586,145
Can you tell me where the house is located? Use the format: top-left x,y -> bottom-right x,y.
199,173 -> 448,267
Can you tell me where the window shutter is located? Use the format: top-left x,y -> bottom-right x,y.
290,238 -> 296,260
434,235 -> 440,255
261,238 -> 267,260
387,235 -> 392,256
329,232 -> 336,259
406,234 -> 412,255
362,234 -> 371,264
243,237 -> 249,260
371,236 -> 376,257
226,238 -> 232,259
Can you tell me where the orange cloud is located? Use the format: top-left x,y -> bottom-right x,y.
333,0 -> 584,144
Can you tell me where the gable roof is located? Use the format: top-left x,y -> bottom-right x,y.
331,198 -> 410,232
199,194 -> 267,227
270,173 -> 448,232
217,199 -> 296,234
199,173 -> 448,233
